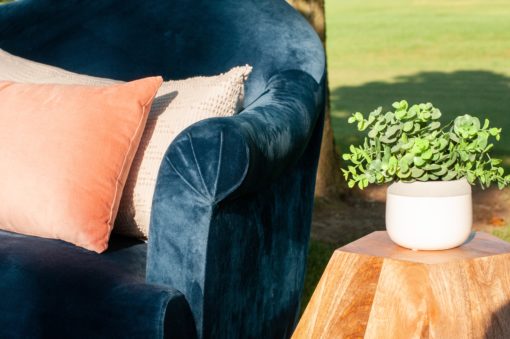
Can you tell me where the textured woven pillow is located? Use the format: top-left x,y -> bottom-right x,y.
0,49 -> 252,239
0,77 -> 162,252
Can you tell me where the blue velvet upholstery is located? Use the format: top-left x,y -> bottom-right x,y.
0,230 -> 196,339
0,0 -> 325,338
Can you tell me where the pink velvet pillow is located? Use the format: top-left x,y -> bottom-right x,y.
0,77 -> 162,252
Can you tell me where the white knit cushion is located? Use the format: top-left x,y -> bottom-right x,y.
0,49 -> 252,238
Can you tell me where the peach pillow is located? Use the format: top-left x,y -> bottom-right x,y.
0,49 -> 251,239
0,77 -> 162,253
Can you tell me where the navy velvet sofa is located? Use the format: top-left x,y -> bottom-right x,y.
0,0 -> 326,338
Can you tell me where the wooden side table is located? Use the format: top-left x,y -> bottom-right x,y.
293,231 -> 510,338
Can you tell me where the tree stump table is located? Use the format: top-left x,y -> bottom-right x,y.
293,231 -> 510,338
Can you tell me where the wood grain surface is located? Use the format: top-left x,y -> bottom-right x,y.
293,231 -> 510,339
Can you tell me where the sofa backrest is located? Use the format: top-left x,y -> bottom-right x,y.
0,0 -> 325,107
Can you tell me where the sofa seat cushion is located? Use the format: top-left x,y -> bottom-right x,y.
0,230 -> 196,339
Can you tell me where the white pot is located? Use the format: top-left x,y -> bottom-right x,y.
386,178 -> 472,250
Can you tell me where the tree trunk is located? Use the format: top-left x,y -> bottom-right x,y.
287,0 -> 345,199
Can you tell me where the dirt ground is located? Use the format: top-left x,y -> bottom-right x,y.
311,185 -> 510,247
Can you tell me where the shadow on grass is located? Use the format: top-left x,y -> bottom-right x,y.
331,70 -> 510,162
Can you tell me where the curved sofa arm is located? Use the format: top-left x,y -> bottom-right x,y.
230,70 -> 323,195
146,69 -> 324,338
157,69 -> 321,202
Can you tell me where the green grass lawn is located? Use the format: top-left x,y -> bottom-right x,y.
302,0 -> 510,313
326,0 -> 510,163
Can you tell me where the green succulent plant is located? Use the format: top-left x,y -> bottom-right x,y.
341,100 -> 510,190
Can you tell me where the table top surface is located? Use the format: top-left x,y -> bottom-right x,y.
340,231 -> 510,264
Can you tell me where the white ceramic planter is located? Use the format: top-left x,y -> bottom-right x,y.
386,178 -> 472,250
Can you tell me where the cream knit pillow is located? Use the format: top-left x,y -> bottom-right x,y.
0,49 -> 252,239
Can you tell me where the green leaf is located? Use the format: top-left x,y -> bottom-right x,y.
443,170 -> 458,181
414,156 -> 426,167
476,134 -> 488,149
421,149 -> 433,160
449,132 -> 460,143
348,180 -> 356,188
429,121 -> 440,130
480,175 -> 486,185
420,111 -> 431,120
388,156 -> 398,175
358,178 -> 369,189
379,136 -> 397,144
411,167 -> 424,178
431,109 -> 441,120
384,111 -> 395,122
369,159 -> 382,171
411,139 -> 430,154
419,173 -> 430,181
454,114 -> 480,139
489,127 -> 501,136
401,141 -> 414,152
369,107 -> 383,116
366,172 -> 376,184
385,125 -> 400,138
437,138 -> 448,151
459,150 -> 469,162
444,152 -> 458,168
383,145 -> 391,160
433,166 -> 448,176
403,121 -> 414,132
395,109 -> 406,120
406,107 -> 417,119
400,158 -> 410,173
392,100 -> 408,110
424,164 -> 441,171
368,128 -> 378,139
375,121 -> 386,132
342,153 -> 351,161
397,169 -> 411,179
372,175 -> 381,184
